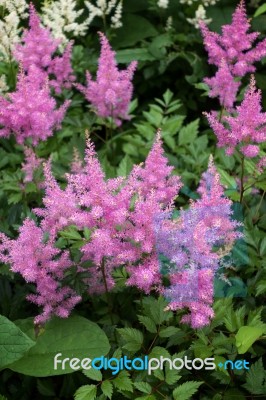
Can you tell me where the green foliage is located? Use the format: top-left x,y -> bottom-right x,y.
9,316 -> 110,376
0,315 -> 35,369
173,381 -> 203,400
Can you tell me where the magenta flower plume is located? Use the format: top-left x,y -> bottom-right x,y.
14,3 -> 75,93
0,220 -> 81,325
200,1 -> 266,77
22,147 -> 44,183
204,60 -> 241,109
200,1 -> 266,108
205,76 -> 266,157
76,32 -> 137,126
0,66 -> 70,145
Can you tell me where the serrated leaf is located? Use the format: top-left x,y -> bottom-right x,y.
117,328 -> 143,352
83,368 -> 102,381
173,381 -> 203,400
0,315 -> 35,369
117,155 -> 133,177
165,367 -> 181,385
137,315 -> 157,333
101,381 -> 113,399
159,326 -> 180,338
134,382 -> 152,394
178,119 -> 199,145
74,384 -> 97,400
242,358 -> 266,395
235,326 -> 264,354
113,371 -> 133,392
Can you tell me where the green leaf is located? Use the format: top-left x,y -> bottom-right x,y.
0,315 -> 35,369
178,119 -> 199,146
117,328 -> 143,352
165,367 -> 181,385
134,382 -> 152,394
242,358 -> 266,395
112,15 -> 158,47
235,326 -> 265,354
216,167 -> 237,189
101,381 -> 113,399
254,3 -> 266,17
83,368 -> 102,381
113,371 -> 133,392
116,48 -> 155,63
9,316 -> 110,376
159,326 -> 180,338
74,385 -> 97,400
117,155 -> 133,177
137,315 -> 157,333
173,381 -> 203,400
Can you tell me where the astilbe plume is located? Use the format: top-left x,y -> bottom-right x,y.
205,76 -> 266,158
155,156 -> 241,328
0,219 -> 81,324
14,3 -> 75,93
0,66 -> 70,145
76,32 -> 137,126
200,0 -> 266,107
22,146 -> 44,183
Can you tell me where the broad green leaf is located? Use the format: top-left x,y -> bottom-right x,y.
216,167 -> 237,189
178,119 -> 199,146
9,316 -> 110,376
83,368 -> 102,381
134,382 -> 152,394
117,328 -> 143,352
159,326 -> 180,338
235,326 -> 265,354
173,381 -> 203,400
101,381 -> 113,399
0,315 -> 35,369
117,155 -> 133,177
254,3 -> 266,17
113,371 -> 133,392
116,48 -> 155,63
112,15 -> 158,47
74,385 -> 97,400
242,358 -> 266,395
137,315 -> 157,333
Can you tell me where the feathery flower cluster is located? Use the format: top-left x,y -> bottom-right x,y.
0,134 -> 183,323
0,220 -> 81,325
14,4 -> 75,93
22,147 -> 44,183
77,32 -> 137,126
155,156 -> 241,327
0,0 -> 28,61
187,5 -> 212,29
205,76 -> 266,158
0,67 -> 70,145
157,0 -> 169,8
85,0 -> 123,29
41,0 -> 90,45
0,135 -> 240,328
200,0 -> 266,107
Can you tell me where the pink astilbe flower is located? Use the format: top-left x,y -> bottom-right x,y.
34,160 -> 78,236
76,32 -> 137,126
204,60 -> 241,109
14,4 -> 75,93
0,66 -> 70,145
0,219 -> 81,324
205,76 -> 266,157
200,1 -> 266,77
200,1 -> 266,107
22,147 -> 44,183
